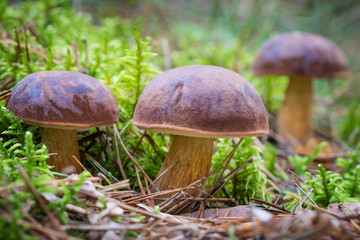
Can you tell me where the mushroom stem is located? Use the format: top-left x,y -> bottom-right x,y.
156,135 -> 213,195
42,128 -> 82,173
277,75 -> 312,144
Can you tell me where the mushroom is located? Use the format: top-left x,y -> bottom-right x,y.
253,31 -> 348,145
132,65 -> 268,194
6,71 -> 119,173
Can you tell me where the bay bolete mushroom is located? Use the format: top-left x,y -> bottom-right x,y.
132,65 -> 268,194
253,31 -> 348,144
6,71 -> 119,173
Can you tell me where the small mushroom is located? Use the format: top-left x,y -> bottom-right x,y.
132,65 -> 268,194
6,71 -> 119,173
253,31 -> 348,144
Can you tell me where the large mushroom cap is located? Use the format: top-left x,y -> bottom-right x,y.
6,71 -> 119,129
253,31 -> 349,78
133,65 -> 268,138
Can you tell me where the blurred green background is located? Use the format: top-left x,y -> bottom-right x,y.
1,0 -> 360,145
70,0 -> 359,66
79,0 -> 360,146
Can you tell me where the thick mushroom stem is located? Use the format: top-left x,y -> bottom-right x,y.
277,76 -> 312,144
42,128 -> 82,173
156,135 -> 213,195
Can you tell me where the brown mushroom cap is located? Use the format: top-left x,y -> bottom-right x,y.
253,31 -> 349,78
132,65 -> 268,138
6,71 -> 119,128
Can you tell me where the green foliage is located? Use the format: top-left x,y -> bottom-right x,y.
48,172 -> 90,223
0,0 -> 162,187
0,131 -> 52,239
0,0 -> 7,22
109,28 -> 159,118
153,205 -> 160,214
0,131 -> 52,181
0,106 -> 38,145
0,101 -> 91,236
337,143 -> 360,199
286,143 -> 360,210
342,165 -> 360,200
337,143 -> 360,175
259,75 -> 288,113
309,164 -> 344,207
17,132 -> 51,179
0,129 -> 91,237
337,100 -> 360,147
287,164 -> 345,211
210,137 -> 270,204
288,142 -> 328,175
263,142 -> 277,174
123,131 -> 168,189
263,142 -> 288,180
45,48 -> 54,70
228,225 -> 236,240
286,163 -> 360,211
0,107 -> 51,182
